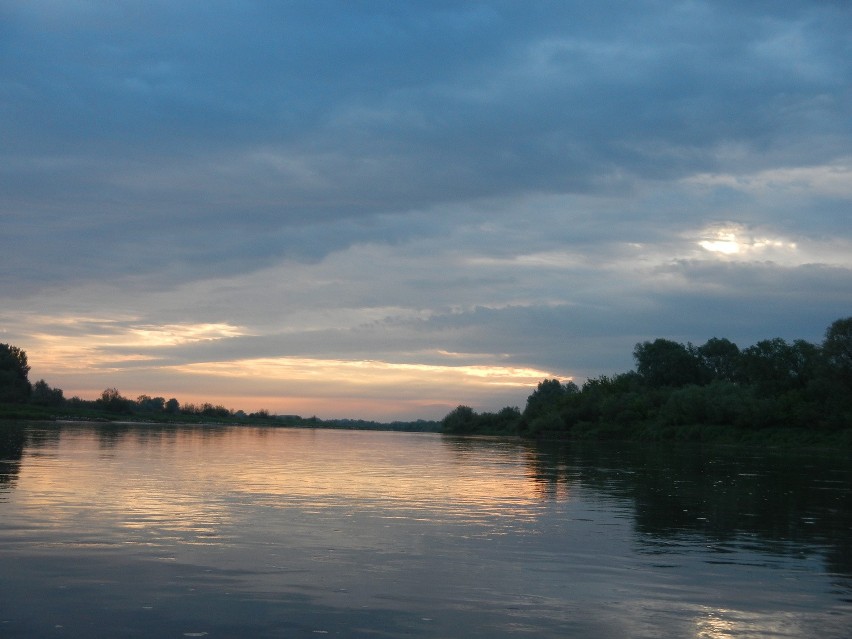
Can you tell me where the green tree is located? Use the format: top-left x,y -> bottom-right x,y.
200,403 -> 231,418
697,337 -> 740,382
0,343 -> 32,403
523,379 -> 578,421
737,338 -> 820,393
31,379 -> 65,406
441,405 -> 477,434
658,381 -> 751,428
98,387 -> 133,414
823,317 -> 852,385
136,395 -> 166,412
494,406 -> 522,433
633,339 -> 706,387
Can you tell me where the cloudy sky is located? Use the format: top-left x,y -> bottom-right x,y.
2,1 -> 850,420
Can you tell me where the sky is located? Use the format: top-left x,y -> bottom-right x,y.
2,1 -> 851,421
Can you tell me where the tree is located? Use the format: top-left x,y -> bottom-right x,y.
523,379 -> 577,421
200,403 -> 231,418
31,379 -> 65,406
697,337 -> 740,382
823,317 -> 852,384
0,343 -> 32,403
737,338 -> 820,393
165,398 -> 180,414
633,339 -> 706,387
98,388 -> 132,414
136,395 -> 166,412
441,405 -> 477,434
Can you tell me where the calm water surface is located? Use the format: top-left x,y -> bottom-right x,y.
1,422 -> 850,638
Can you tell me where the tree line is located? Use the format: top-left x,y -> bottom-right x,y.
0,346 -> 278,422
3,317 -> 850,439
442,317 -> 852,443
0,345 -> 440,431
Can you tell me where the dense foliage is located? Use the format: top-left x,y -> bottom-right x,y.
442,318 -> 852,443
0,344 -> 32,403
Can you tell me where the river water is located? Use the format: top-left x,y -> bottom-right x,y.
0,422 -> 849,638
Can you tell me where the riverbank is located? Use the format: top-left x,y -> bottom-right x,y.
3,402 -> 847,449
535,420 -> 852,450
0,402 -> 441,432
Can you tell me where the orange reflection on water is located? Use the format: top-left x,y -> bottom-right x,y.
222,429 -> 554,524
692,606 -> 805,639
15,428 -> 238,547
14,426 -> 564,549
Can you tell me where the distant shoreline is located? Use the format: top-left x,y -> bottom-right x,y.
0,403 -> 441,433
3,410 -> 849,451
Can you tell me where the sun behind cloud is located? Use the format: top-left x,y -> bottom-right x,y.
696,223 -> 797,258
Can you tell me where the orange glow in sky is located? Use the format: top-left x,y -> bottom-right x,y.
21,316 -> 564,420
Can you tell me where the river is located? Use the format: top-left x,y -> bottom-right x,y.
1,421 -> 849,638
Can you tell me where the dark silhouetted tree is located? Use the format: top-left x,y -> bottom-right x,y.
98,387 -> 133,414
31,379 -> 65,406
633,339 -> 706,387
737,338 -> 820,393
136,395 -> 166,412
823,317 -> 852,385
494,405 -> 522,430
523,379 -> 578,421
441,317 -> 852,439
697,337 -> 740,382
200,403 -> 231,418
441,405 -> 477,433
0,343 -> 32,403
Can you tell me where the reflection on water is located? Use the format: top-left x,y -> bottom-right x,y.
521,440 -> 852,580
0,423 -> 26,494
0,421 -> 850,638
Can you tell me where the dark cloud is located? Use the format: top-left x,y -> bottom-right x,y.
5,2 -> 848,205
2,1 -> 850,417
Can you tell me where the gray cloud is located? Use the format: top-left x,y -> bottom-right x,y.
2,1 -> 851,417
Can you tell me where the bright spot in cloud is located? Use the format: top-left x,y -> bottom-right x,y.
696,224 -> 797,258
129,323 -> 248,346
699,233 -> 741,255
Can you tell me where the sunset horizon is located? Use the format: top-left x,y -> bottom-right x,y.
3,1 -> 849,421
